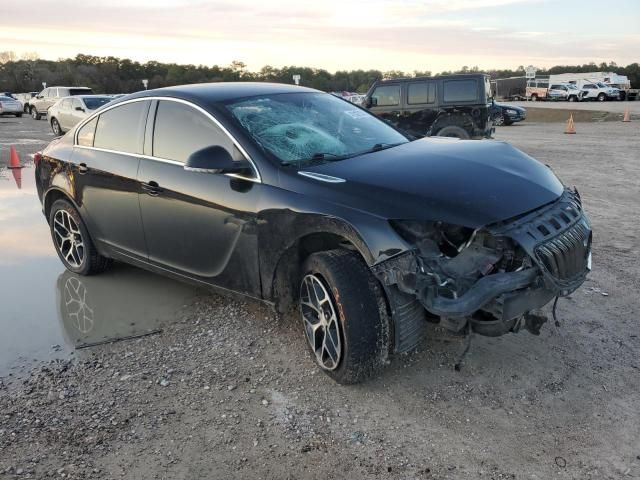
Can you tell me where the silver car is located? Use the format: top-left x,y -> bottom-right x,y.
0,96 -> 23,117
48,95 -> 113,135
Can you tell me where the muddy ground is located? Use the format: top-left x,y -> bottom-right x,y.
1,116 -> 639,479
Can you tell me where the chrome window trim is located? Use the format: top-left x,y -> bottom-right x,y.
73,95 -> 262,183
74,145 -> 261,183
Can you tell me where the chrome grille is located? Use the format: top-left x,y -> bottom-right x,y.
535,221 -> 591,283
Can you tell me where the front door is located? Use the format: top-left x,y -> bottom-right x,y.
71,100 -> 150,259
368,83 -> 402,127
137,99 -> 261,296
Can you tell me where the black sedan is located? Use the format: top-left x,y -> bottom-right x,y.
491,102 -> 527,126
35,83 -> 591,383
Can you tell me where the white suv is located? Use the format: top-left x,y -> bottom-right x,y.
579,81 -> 619,102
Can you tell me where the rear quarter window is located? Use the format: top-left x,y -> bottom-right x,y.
77,117 -> 98,147
407,82 -> 436,104
70,88 -> 93,96
443,80 -> 478,102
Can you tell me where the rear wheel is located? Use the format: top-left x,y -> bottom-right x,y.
51,118 -> 62,136
49,199 -> 111,276
531,94 -> 538,102
299,249 -> 389,384
436,125 -> 471,139
568,95 -> 577,102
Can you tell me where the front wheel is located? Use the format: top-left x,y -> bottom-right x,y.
597,93 -> 606,102
299,250 -> 389,384
15,113 -> 22,118
31,107 -> 41,120
493,115 -> 505,126
49,199 -> 111,275
568,95 -> 577,102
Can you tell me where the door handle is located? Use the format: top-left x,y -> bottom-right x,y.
78,163 -> 88,174
141,180 -> 163,196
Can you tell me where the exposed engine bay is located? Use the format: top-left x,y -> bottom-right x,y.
373,188 -> 592,353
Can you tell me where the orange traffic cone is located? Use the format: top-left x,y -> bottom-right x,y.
564,114 -> 576,134
11,165 -> 22,189
622,109 -> 631,122
8,145 -> 23,169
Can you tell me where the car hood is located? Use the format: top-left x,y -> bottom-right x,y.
300,138 -> 564,228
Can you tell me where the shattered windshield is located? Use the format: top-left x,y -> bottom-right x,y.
225,92 -> 408,166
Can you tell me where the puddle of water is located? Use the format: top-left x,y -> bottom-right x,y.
0,165 -> 201,379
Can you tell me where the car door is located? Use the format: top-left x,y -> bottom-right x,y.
403,80 -> 438,137
137,99 -> 262,296
71,100 -> 150,259
57,99 -> 73,129
70,98 -> 87,127
368,83 -> 402,126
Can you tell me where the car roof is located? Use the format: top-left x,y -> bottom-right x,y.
122,82 -> 318,104
376,73 -> 489,84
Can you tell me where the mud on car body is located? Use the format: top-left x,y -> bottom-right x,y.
34,83 -> 591,384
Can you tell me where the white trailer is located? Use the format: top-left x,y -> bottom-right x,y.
548,72 -> 630,90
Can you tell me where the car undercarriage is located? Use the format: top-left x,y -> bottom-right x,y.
374,188 -> 592,352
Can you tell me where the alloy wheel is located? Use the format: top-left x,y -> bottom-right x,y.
53,209 -> 85,268
299,274 -> 343,370
52,119 -> 60,135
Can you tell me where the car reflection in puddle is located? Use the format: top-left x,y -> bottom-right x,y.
0,163 -> 200,378
56,266 -> 201,349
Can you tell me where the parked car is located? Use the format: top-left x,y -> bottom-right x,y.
1,91 -> 17,99
48,95 -> 114,135
35,83 -> 592,384
29,86 -> 93,120
363,74 -> 494,139
0,95 -> 23,117
575,81 -> 619,102
14,92 -> 38,112
547,83 -> 585,102
490,102 -> 526,126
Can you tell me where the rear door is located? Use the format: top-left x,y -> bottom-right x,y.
403,80 -> 438,136
71,100 -> 150,259
137,99 -> 262,295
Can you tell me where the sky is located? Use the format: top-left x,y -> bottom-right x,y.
1,0 -> 638,73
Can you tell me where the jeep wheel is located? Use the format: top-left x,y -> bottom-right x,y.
299,249 -> 389,384
31,107 -> 41,120
436,125 -> 470,139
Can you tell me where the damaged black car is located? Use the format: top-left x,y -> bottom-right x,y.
35,83 -> 592,384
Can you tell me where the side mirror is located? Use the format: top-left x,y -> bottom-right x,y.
75,106 -> 85,112
184,145 -> 251,174
369,97 -> 377,107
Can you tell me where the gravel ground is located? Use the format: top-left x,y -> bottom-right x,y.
1,118 -> 639,479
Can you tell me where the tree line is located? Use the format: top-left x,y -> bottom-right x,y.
0,52 -> 638,94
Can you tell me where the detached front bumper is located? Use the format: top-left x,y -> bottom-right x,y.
374,189 -> 591,346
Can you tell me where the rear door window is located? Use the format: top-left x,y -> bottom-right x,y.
443,80 -> 478,102
371,85 -> 400,106
407,82 -> 435,104
93,101 -> 149,153
152,100 -> 242,163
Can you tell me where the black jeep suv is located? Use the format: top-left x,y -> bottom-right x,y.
363,74 -> 494,139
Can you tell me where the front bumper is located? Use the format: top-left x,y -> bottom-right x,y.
375,189 -> 591,342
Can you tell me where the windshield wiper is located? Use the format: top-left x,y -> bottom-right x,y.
369,142 -> 405,153
284,152 -> 352,167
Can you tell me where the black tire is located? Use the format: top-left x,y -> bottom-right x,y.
436,125 -> 471,139
503,118 -> 513,126
597,93 -> 606,102
51,118 -> 62,136
299,249 -> 389,384
531,94 -> 538,102
23,104 -> 29,113
15,113 -> 22,118
31,107 -> 41,120
49,199 -> 111,276
568,95 -> 577,102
